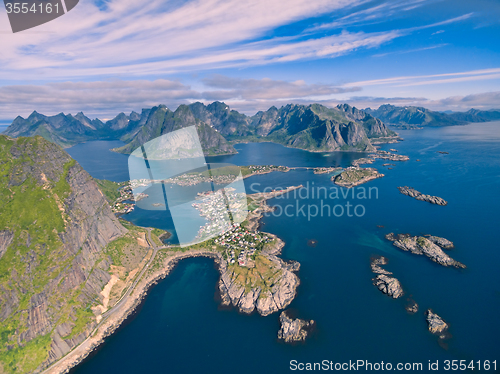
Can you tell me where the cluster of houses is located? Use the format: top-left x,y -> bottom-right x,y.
192,189 -> 246,241
247,165 -> 289,174
191,188 -> 272,267
110,184 -> 148,215
214,226 -> 271,267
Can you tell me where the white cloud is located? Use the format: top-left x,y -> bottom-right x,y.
306,0 -> 430,31
337,91 -> 500,111
0,0 -> 374,80
0,76 -> 362,119
0,79 -> 200,119
343,67 -> 500,87
201,75 -> 361,101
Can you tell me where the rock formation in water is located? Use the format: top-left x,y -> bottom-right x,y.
218,238 -> 300,316
405,299 -> 419,314
425,235 -> 454,249
426,309 -> 448,334
397,186 -> 448,206
385,233 -> 465,268
277,311 -> 314,343
370,256 -> 404,299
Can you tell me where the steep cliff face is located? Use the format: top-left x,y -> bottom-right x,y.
5,102 -> 399,156
114,104 -> 237,156
335,103 -> 395,138
247,103 -> 378,152
448,108 -> 500,122
187,101 -> 253,136
365,104 -> 465,127
3,110 -> 148,148
0,135 -> 127,373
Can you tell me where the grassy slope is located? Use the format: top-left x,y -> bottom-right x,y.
0,136 -> 75,372
94,179 -> 127,202
0,137 -> 164,373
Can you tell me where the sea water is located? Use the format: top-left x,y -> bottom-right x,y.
69,123 -> 500,373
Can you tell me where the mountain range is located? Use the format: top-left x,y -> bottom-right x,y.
5,102 -> 499,155
365,104 -> 500,128
3,102 -> 398,155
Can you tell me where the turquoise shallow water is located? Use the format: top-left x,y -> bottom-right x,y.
68,123 -> 500,373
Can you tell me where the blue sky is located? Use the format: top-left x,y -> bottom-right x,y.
0,0 -> 499,120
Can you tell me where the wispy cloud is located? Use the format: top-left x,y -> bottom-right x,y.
306,0 -> 430,31
343,67 -> 500,87
372,43 -> 448,57
0,0 -> 462,80
0,76 -> 363,119
201,75 -> 361,101
0,0 -> 377,80
0,79 -> 200,119
335,91 -> 500,111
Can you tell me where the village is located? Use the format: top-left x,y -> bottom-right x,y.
214,226 -> 272,266
110,182 -> 148,215
191,187 -> 273,267
161,164 -> 290,187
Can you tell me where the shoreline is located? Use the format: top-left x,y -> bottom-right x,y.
42,188 -> 300,374
41,249 -> 225,374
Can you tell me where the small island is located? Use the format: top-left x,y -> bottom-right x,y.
385,233 -> 465,268
371,150 -> 409,161
397,186 -> 448,206
426,309 -> 449,336
277,311 -> 315,343
163,164 -> 290,186
333,167 -> 384,188
371,256 -> 403,299
313,166 -> 342,174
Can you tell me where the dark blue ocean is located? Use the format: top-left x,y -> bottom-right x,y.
67,123 -> 500,373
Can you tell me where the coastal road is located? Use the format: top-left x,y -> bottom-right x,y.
101,228 -> 158,319
41,227 -> 161,374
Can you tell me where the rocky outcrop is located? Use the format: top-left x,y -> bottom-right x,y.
277,311 -> 314,343
0,230 -> 14,260
386,233 -> 465,268
333,167 -> 384,188
397,186 -> 448,206
371,150 -> 409,161
370,256 -> 403,298
425,235 -> 454,249
405,299 -> 419,314
373,275 -> 404,299
426,309 -> 448,334
218,237 -> 299,316
114,104 -> 237,156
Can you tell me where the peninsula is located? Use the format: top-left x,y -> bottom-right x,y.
41,185 -> 305,373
